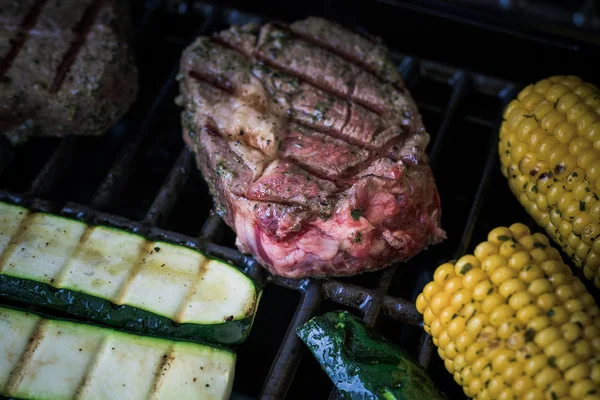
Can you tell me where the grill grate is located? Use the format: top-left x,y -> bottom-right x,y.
446,0 -> 600,31
0,1 -> 596,399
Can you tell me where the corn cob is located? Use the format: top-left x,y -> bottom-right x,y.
499,75 -> 600,287
416,223 -> 600,400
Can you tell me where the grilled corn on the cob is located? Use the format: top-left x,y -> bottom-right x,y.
499,75 -> 600,287
416,223 -> 600,400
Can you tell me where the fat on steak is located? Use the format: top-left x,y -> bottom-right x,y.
178,17 -> 446,278
0,0 -> 138,143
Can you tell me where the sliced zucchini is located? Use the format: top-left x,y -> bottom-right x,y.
0,306 -> 235,400
0,202 -> 260,345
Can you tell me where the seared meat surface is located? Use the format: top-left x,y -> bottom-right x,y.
0,0 -> 138,144
179,17 -> 445,278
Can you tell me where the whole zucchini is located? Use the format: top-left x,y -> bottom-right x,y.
499,75 -> 600,287
0,201 -> 260,345
297,311 -> 447,400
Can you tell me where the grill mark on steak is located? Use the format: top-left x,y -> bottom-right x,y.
290,118 -> 377,153
288,17 -> 405,88
211,32 -> 258,59
340,101 -> 353,141
0,0 -> 49,79
281,157 -> 347,188
254,43 -> 382,116
281,124 -> 369,180
50,0 -> 106,92
188,70 -> 235,93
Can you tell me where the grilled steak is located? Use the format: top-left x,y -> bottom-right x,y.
179,17 -> 445,278
0,0 -> 138,144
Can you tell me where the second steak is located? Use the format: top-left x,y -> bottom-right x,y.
0,0 -> 138,143
179,17 -> 445,278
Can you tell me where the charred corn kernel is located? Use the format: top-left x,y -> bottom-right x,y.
500,75 -> 600,287
418,224 -> 600,399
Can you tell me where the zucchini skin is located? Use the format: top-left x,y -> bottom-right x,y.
297,311 -> 447,400
0,274 -> 253,346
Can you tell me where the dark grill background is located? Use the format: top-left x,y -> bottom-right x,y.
0,1 -> 598,399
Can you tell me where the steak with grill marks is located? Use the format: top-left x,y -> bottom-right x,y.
178,17 -> 446,278
0,0 -> 138,144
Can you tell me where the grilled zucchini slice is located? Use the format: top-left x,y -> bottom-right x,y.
0,306 -> 235,399
0,201 -> 260,345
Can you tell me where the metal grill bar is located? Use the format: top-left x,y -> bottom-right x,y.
417,103 -> 495,127
381,295 -> 423,326
260,283 -> 322,399
143,148 -> 194,225
322,280 -> 370,310
269,275 -> 310,292
575,0 -> 599,28
242,258 -> 268,287
417,333 -> 434,367
90,72 -> 178,210
452,89 -> 519,259
362,266 -> 396,325
429,71 -> 470,170
200,210 -> 225,241
452,121 -> 502,258
28,137 -> 77,197
452,0 -> 600,30
0,140 -> 15,177
133,0 -> 164,39
398,57 -> 420,87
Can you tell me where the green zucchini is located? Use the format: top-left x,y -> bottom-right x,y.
297,311 -> 447,400
0,201 -> 260,345
0,306 -> 235,400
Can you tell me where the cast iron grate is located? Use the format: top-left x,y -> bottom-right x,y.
447,0 -> 600,31
2,1 -> 591,399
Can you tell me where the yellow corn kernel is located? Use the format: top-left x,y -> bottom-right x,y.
416,293 -> 428,314
500,76 -> 600,287
547,379 -> 570,398
417,225 -> 600,400
422,281 -> 441,302
451,288 -> 472,310
556,352 -> 578,372
455,255 -> 481,276
534,366 -> 561,389
443,276 -> 463,295
434,263 -> 456,283
466,314 -> 488,337
512,376 -> 535,396
516,304 -> 542,324
463,268 -> 488,290
475,241 -> 500,261
439,307 -> 456,328
571,379 -> 596,399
